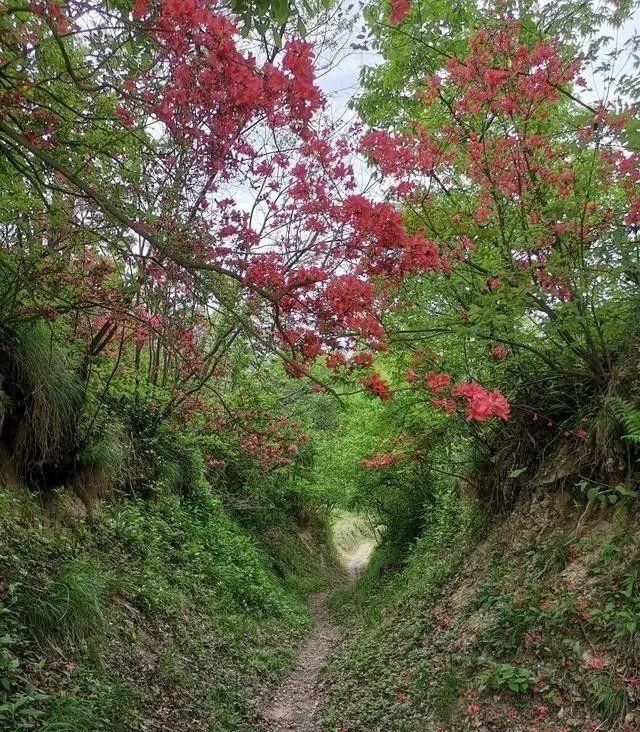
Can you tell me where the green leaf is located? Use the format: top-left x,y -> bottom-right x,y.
586,486 -> 600,502
271,0 -> 289,25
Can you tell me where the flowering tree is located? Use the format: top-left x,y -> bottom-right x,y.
354,0 -> 640,440
0,0 -> 451,388
3,0 -> 637,495
0,0 -> 455,489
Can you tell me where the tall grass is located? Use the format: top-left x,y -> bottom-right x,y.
25,560 -> 107,644
6,321 -> 84,473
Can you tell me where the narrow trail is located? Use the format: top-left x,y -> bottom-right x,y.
259,541 -> 375,731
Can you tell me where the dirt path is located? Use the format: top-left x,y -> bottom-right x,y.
259,541 -> 374,731
345,540 -> 375,579
259,591 -> 340,731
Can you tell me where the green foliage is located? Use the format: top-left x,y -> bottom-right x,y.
577,479 -> 637,506
0,481 -> 334,731
612,396 -> 640,443
352,0 -> 640,513
480,588 -> 544,656
588,557 -> 640,652
479,662 -> 537,694
23,560 -> 107,645
228,0 -> 336,42
0,691 -> 49,731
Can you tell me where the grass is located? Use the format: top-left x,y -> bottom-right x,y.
587,672 -> 629,722
24,559 -> 107,645
430,658 -> 467,722
6,321 -> 84,472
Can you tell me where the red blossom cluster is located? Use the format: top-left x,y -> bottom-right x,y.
121,0 -> 450,375
489,344 -> 509,360
406,365 -> 509,422
389,0 -> 410,24
208,409 -> 309,472
133,0 -> 323,158
326,351 -> 374,372
416,372 -> 510,421
30,0 -> 71,34
357,20 -> 631,326
451,381 -> 510,421
362,372 -> 393,401
445,25 -> 579,114
425,372 -> 452,392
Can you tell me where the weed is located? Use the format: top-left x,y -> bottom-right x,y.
479,662 -> 537,694
431,658 -> 467,721
577,479 -> 637,507
0,691 -> 49,730
24,560 -> 107,644
587,672 -> 628,722
480,589 -> 542,656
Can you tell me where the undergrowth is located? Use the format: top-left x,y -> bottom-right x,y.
0,483 -> 335,731
324,488 -> 640,732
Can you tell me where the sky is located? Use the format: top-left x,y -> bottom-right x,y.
313,3 -> 381,121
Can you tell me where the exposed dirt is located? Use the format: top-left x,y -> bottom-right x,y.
259,540 -> 374,731
259,591 -> 340,732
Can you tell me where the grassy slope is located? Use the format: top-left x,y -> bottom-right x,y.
324,493 -> 640,732
0,484 -> 337,731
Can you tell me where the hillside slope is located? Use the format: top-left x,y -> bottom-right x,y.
0,482 -> 337,732
324,492 -> 640,732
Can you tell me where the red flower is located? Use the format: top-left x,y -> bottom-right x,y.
586,656 -> 606,671
352,352 -> 374,368
115,106 -> 135,127
133,0 -> 148,19
363,372 -> 393,401
425,372 -> 452,393
534,705 -> 549,720
326,353 -> 346,370
452,381 -> 510,421
406,368 -> 420,384
489,344 -> 508,360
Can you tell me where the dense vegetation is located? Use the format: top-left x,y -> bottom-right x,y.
1,0 -> 640,729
